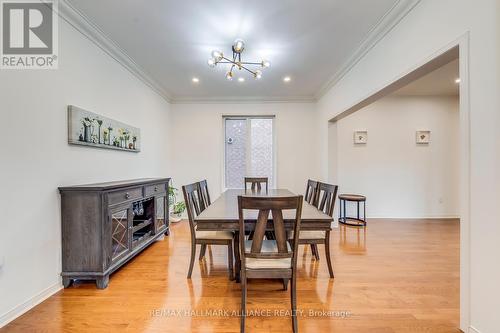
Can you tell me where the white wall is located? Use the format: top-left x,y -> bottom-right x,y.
317,1 -> 499,331
0,19 -> 172,325
170,103 -> 319,198
334,96 -> 459,218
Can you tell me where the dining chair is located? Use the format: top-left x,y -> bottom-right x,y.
198,179 -> 211,211
238,195 -> 303,333
182,182 -> 234,280
304,179 -> 320,258
243,176 -> 270,240
294,181 -> 338,278
305,179 -> 319,204
244,177 -> 268,192
197,179 -> 212,259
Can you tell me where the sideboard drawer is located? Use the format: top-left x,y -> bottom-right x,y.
108,187 -> 142,206
144,183 -> 167,197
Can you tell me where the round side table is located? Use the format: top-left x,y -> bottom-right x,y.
338,194 -> 366,227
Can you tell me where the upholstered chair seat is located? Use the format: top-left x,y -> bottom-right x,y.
244,240 -> 292,269
289,230 -> 326,239
195,229 -> 234,240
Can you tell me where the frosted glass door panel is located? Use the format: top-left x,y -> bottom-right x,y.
250,118 -> 274,186
225,119 -> 247,188
224,117 -> 275,189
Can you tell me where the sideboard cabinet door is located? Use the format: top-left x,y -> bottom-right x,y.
108,206 -> 132,266
155,195 -> 168,234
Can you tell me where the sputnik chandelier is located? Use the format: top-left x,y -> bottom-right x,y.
207,39 -> 270,80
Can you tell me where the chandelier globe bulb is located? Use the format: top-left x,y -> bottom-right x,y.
232,39 -> 245,53
211,50 -> 223,61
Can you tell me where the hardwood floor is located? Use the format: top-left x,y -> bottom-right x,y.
2,219 -> 460,333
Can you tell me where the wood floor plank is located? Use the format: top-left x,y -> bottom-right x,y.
2,219 -> 460,332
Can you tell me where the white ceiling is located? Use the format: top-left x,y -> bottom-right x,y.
394,59 -> 459,96
66,0 -> 405,101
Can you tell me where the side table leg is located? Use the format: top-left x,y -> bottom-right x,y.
364,201 -> 367,225
343,199 -> 346,223
339,199 -> 342,222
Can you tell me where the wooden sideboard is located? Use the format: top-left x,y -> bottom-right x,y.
59,178 -> 170,289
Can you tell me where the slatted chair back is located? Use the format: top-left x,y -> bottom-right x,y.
238,195 -> 303,267
316,182 -> 338,217
182,182 -> 205,236
244,177 -> 269,192
305,179 -> 319,205
198,179 -> 211,210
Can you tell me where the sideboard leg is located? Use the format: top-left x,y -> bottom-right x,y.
96,275 -> 109,289
62,277 -> 73,288
165,228 -> 170,236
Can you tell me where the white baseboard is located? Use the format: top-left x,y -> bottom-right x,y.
362,216 -> 460,219
331,216 -> 459,228
468,326 -> 481,333
0,282 -> 62,328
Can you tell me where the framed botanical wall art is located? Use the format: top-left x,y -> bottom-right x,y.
416,130 -> 431,144
354,130 -> 368,144
67,105 -> 141,152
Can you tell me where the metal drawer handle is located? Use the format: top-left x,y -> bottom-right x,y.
125,192 -> 130,199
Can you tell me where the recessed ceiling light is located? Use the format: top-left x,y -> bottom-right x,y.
192,77 -> 199,83
283,76 -> 291,83
238,77 -> 245,82
455,78 -> 461,84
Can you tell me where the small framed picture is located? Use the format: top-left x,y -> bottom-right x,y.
354,131 -> 367,144
416,130 -> 430,144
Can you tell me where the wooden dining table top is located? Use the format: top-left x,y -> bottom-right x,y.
195,189 -> 333,231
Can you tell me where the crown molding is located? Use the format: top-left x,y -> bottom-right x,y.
314,0 -> 422,100
170,95 -> 316,104
58,0 -> 172,102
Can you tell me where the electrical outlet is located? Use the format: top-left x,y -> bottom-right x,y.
439,197 -> 443,204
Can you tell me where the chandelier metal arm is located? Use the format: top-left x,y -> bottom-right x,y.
218,61 -> 262,66
219,56 -> 237,64
240,62 -> 263,65
238,65 -> 257,75
216,57 -> 256,75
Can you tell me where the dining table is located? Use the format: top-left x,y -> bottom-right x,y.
194,189 -> 333,281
